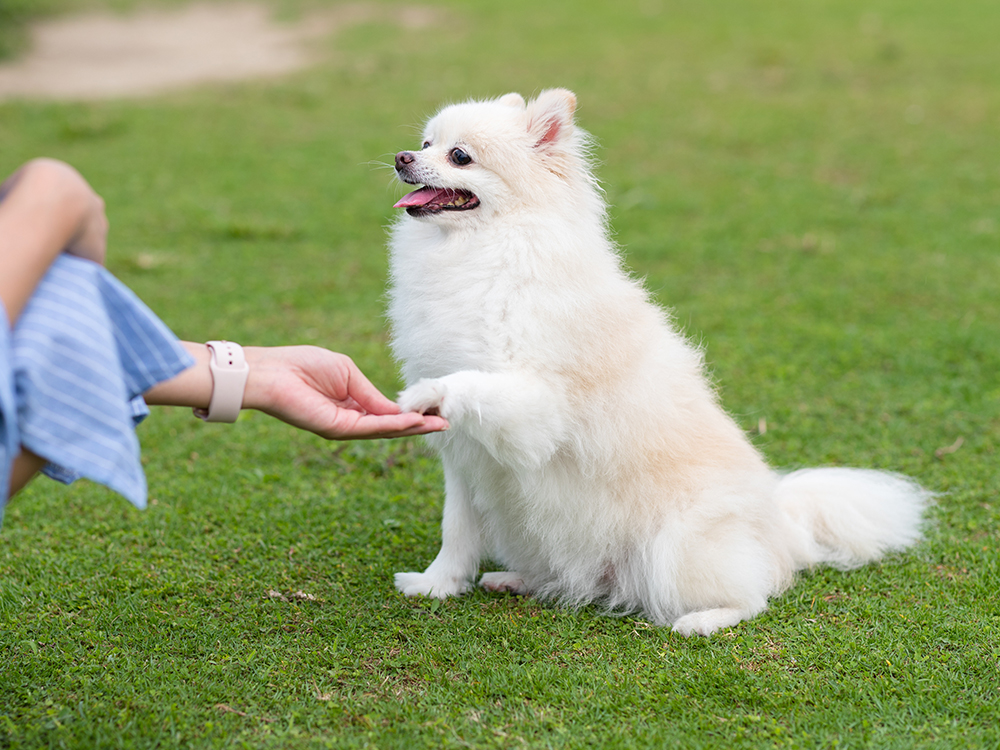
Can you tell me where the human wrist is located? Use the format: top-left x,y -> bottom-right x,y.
238,346 -> 274,413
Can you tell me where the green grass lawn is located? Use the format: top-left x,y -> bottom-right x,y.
2,0 -> 999,747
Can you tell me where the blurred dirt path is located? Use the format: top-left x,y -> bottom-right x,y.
0,2 -> 433,101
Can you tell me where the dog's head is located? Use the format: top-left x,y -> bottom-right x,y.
393,89 -> 590,224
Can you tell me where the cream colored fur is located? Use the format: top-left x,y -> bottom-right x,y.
387,89 -> 929,636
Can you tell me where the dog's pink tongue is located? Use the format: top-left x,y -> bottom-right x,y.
394,187 -> 447,208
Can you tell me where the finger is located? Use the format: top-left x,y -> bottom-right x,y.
342,361 -> 402,416
378,416 -> 451,437
418,415 -> 449,432
326,412 -> 448,440
369,421 -> 450,438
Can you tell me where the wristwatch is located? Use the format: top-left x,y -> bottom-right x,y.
192,340 -> 250,423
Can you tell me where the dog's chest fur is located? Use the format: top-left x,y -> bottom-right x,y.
388,219 -> 581,383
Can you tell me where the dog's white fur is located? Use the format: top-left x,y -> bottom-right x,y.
387,89 -> 929,636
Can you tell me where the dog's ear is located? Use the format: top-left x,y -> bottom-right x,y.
527,88 -> 577,149
498,93 -> 526,109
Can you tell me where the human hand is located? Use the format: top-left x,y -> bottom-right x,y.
241,345 -> 449,440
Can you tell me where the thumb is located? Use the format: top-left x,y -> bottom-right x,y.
343,360 -> 402,416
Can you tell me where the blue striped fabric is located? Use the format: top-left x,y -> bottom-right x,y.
1,254 -> 193,513
0,300 -> 17,513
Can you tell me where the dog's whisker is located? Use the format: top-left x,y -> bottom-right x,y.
365,158 -> 396,172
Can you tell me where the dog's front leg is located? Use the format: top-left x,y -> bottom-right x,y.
398,370 -> 567,468
395,462 -> 481,599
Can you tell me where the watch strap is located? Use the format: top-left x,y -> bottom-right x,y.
193,340 -> 250,423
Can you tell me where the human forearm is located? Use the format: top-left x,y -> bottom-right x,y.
142,342 -> 309,411
142,341 -> 214,408
144,342 -> 450,440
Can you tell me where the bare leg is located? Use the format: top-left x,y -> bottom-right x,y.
8,448 -> 46,498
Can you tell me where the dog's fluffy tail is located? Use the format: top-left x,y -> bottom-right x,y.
776,468 -> 931,571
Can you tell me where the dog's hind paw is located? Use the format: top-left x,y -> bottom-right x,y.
479,571 -> 530,595
394,571 -> 470,599
671,607 -> 749,637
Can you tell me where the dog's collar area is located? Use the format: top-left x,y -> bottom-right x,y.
393,186 -> 480,216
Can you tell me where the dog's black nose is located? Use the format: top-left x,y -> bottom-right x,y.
395,151 -> 415,170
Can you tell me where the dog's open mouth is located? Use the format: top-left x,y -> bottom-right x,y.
393,186 -> 480,216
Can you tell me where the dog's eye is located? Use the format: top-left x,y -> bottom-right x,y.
449,148 -> 472,166
421,141 -> 431,150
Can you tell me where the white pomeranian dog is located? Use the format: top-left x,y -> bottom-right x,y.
387,89 -> 929,636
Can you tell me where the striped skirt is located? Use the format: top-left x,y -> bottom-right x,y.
1,255 -> 193,513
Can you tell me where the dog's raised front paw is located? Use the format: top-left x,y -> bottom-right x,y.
394,571 -> 470,599
479,571 -> 530,595
398,379 -> 448,418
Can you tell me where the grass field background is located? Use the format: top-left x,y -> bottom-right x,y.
1,0 -> 999,747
